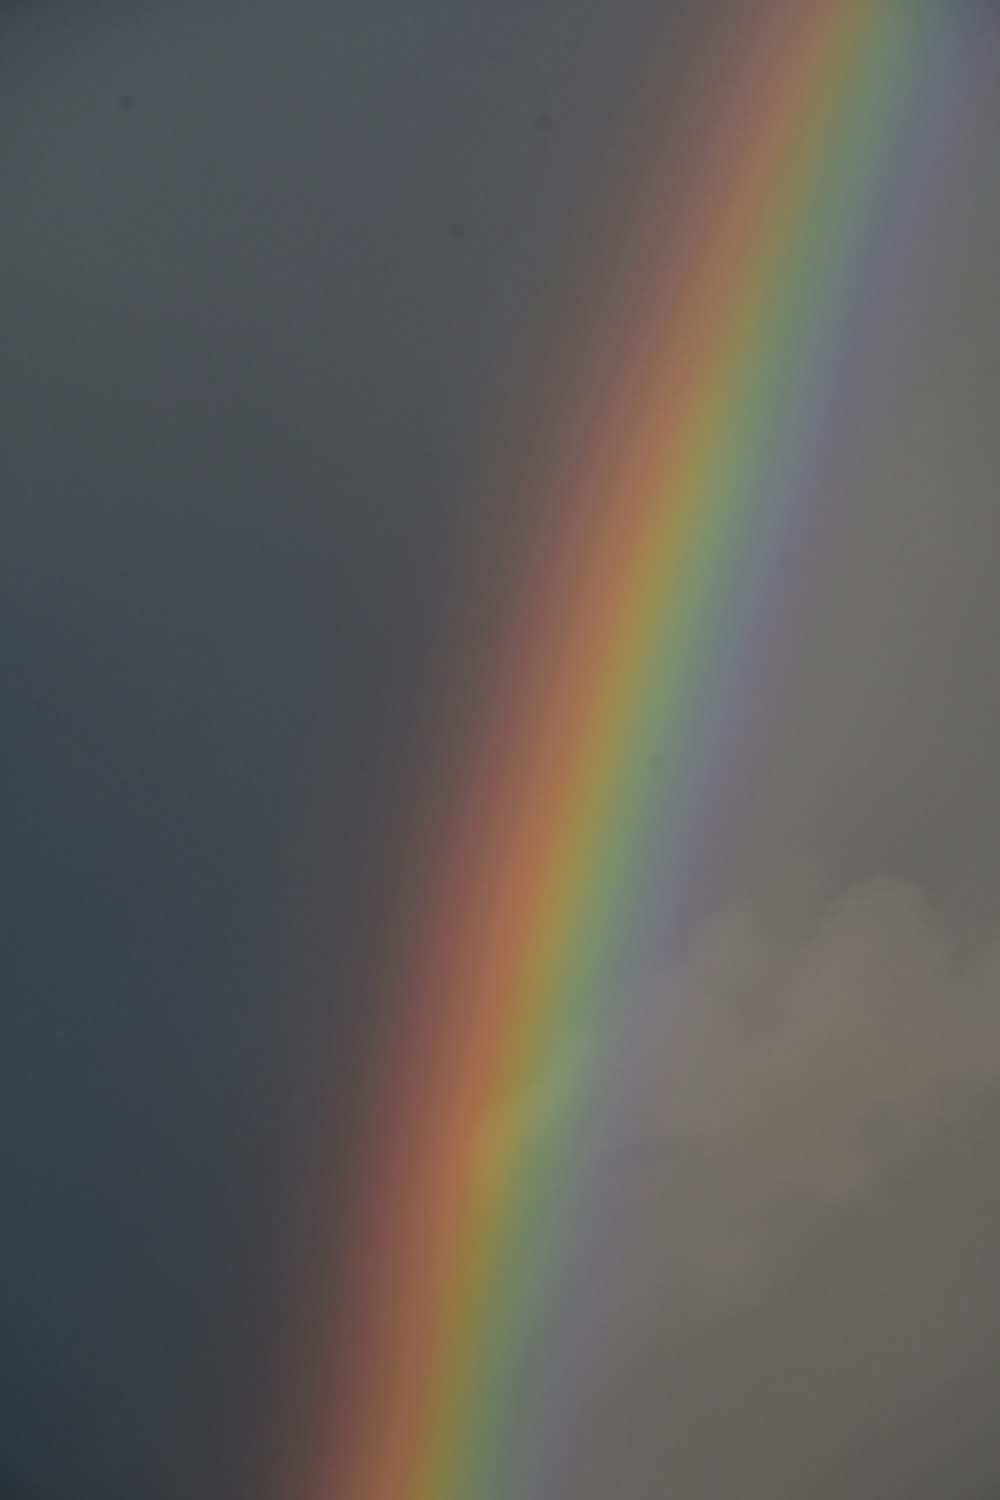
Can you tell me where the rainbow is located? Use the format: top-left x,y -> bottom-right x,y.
294,4 -> 978,1498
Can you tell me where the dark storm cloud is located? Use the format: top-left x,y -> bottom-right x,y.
1,533 -> 277,1500
1,3 -> 706,1497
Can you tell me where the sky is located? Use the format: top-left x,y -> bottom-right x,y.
2,3 -> 999,1499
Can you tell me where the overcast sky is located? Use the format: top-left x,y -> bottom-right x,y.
3,4 -> 1000,1499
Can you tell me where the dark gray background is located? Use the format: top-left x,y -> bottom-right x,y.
1,3 -> 701,1496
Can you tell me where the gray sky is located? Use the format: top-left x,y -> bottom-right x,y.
524,869 -> 1000,1500
3,4 -> 1000,1499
